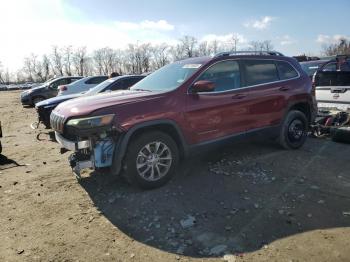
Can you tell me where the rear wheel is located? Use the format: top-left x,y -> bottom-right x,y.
123,131 -> 179,189
279,110 -> 308,149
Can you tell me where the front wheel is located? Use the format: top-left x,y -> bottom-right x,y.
278,110 -> 308,149
123,131 -> 179,189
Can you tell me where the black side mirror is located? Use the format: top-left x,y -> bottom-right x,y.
192,80 -> 215,93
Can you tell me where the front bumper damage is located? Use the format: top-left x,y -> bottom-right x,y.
55,131 -> 116,179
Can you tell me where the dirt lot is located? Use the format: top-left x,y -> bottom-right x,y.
1,90 -> 350,262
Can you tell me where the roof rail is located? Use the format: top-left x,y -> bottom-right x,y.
214,50 -> 285,58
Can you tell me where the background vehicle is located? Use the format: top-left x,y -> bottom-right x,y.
36,75 -> 145,128
319,55 -> 350,72
58,76 -> 108,96
315,70 -> 350,111
51,51 -> 314,189
300,60 -> 329,78
20,76 -> 83,106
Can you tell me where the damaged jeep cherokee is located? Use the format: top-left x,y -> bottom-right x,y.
51,51 -> 316,189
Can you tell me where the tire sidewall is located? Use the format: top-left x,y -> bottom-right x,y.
280,110 -> 308,149
125,131 -> 179,189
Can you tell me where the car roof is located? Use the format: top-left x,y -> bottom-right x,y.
109,75 -> 145,81
300,60 -> 329,65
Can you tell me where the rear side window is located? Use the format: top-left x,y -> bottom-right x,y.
242,60 -> 279,86
50,78 -> 68,89
86,76 -> 108,84
317,72 -> 350,86
276,61 -> 298,80
322,62 -> 337,72
109,80 -> 125,91
197,60 -> 241,92
67,78 -> 81,84
123,77 -> 144,88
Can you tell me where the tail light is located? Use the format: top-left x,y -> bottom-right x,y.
59,85 -> 67,91
311,75 -> 316,96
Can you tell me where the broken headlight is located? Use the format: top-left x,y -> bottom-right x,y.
66,114 -> 115,129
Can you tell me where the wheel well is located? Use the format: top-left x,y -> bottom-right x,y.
126,124 -> 186,158
32,95 -> 45,103
289,102 -> 311,123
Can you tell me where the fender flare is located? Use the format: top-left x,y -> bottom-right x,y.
111,119 -> 188,175
283,99 -> 314,123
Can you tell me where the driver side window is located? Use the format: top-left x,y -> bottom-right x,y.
50,79 -> 67,89
197,60 -> 241,92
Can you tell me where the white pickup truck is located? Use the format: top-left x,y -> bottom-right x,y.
315,71 -> 350,112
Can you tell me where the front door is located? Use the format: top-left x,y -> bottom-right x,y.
184,60 -> 252,144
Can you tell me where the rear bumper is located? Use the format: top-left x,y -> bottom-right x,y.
317,102 -> 350,112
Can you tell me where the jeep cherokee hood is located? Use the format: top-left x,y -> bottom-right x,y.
53,90 -> 163,117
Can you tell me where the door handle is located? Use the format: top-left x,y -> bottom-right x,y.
231,94 -> 247,99
279,86 -> 290,91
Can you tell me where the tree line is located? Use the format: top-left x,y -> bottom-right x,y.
322,38 -> 350,56
0,35 -> 278,84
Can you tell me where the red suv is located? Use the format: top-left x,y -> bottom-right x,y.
51,51 -> 316,189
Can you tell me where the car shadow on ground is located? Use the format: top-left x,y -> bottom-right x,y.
79,138 -> 350,257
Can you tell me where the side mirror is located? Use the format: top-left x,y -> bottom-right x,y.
192,80 -> 215,93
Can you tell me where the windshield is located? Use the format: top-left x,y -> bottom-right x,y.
84,78 -> 115,95
130,61 -> 202,92
301,61 -> 325,77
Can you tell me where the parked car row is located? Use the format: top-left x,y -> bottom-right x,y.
0,82 -> 42,91
35,75 -> 145,128
43,51 -> 316,189
20,76 -> 84,106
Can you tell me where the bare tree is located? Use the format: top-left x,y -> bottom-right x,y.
0,60 -> 5,84
42,55 -> 51,81
248,40 -> 274,52
72,46 -> 88,76
151,43 -> 170,70
51,46 -> 64,76
228,34 -> 240,52
179,35 -> 198,58
63,45 -> 73,76
198,41 -> 211,56
209,40 -> 220,55
323,38 -> 350,56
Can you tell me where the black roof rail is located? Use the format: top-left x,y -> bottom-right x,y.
214,50 -> 285,58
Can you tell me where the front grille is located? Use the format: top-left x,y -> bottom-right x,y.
50,111 -> 66,133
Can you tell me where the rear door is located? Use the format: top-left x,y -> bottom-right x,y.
241,59 -> 297,130
316,71 -> 350,111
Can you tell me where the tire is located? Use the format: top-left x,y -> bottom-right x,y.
330,127 -> 350,144
32,97 -> 45,105
278,110 -> 308,149
123,131 -> 179,189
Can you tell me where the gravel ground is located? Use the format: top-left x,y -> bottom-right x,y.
1,90 -> 350,262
